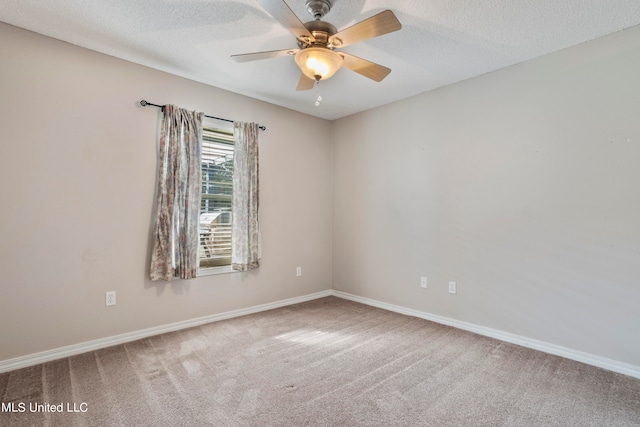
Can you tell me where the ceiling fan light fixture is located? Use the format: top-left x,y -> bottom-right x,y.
295,47 -> 343,81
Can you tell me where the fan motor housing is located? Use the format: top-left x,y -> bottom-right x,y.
298,20 -> 337,48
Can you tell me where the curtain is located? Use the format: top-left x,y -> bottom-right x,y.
150,105 -> 203,281
232,122 -> 261,271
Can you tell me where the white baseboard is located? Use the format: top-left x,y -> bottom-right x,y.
331,290 -> 640,380
3,288 -> 638,380
0,290 -> 332,374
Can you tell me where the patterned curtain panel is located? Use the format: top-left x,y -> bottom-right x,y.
150,105 -> 203,281
231,122 -> 261,271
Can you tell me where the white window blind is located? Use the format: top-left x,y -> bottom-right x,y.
199,127 -> 234,269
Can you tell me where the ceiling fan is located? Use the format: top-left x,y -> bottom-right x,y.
231,0 -> 402,91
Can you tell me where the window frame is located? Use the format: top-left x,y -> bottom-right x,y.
197,119 -> 235,277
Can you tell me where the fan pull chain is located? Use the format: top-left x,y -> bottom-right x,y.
314,80 -> 323,107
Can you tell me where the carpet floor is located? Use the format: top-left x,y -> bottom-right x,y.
1,296 -> 639,426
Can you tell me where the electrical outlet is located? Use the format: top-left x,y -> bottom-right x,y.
448,281 -> 457,294
420,276 -> 427,288
296,266 -> 302,277
106,291 -> 116,306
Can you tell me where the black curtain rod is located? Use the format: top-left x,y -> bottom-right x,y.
139,100 -> 266,131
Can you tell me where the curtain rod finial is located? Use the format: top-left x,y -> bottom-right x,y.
139,100 -> 148,107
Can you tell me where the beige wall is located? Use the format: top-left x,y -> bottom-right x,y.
332,26 -> 640,366
0,23 -> 332,361
2,19 -> 639,369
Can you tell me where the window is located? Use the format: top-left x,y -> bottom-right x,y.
199,126 -> 234,272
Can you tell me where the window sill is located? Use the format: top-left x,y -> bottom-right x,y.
197,265 -> 235,276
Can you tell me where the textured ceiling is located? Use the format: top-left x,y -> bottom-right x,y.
2,0 -> 640,120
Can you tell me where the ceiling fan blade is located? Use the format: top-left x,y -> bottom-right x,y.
257,0 -> 315,43
296,73 -> 315,91
231,48 -> 298,63
329,10 -> 402,48
340,53 -> 391,82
